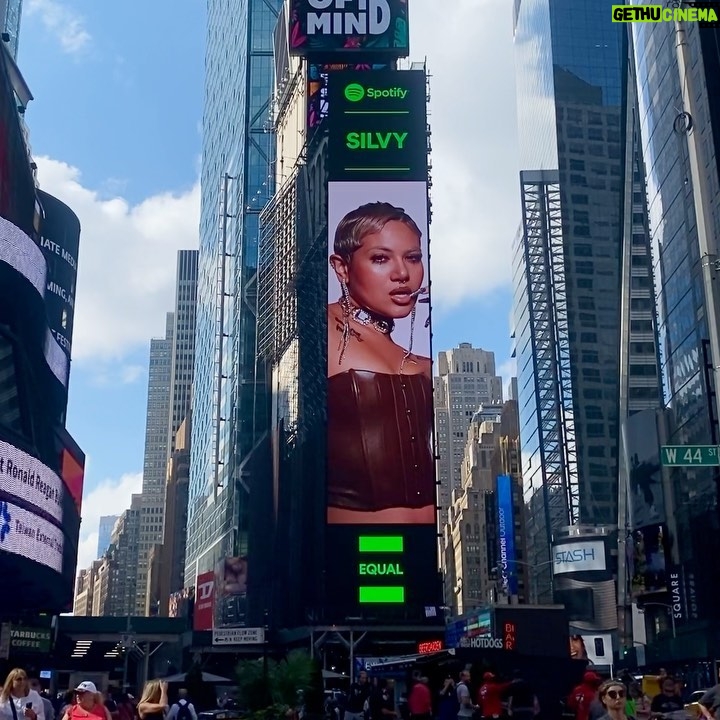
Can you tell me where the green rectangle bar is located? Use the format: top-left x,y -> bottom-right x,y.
661,445 -> 720,466
358,536 -> 404,553
359,586 -> 405,604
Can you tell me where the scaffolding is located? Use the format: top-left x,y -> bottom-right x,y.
257,170 -> 299,365
520,170 -> 580,539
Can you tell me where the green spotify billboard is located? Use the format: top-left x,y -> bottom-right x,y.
327,69 -> 428,182
324,69 -> 441,620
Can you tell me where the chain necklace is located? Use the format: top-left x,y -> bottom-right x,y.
350,307 -> 394,335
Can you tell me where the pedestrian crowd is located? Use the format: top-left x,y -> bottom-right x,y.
333,664 -> 720,720
0,671 -> 198,720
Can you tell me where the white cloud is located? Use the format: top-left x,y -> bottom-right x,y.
34,157 -> 200,362
25,0 -> 91,55
411,0 -> 519,308
88,363 -> 147,387
76,471 -> 142,572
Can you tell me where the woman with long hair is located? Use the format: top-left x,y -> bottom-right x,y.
137,682 -> 168,720
60,682 -> 110,720
0,669 -> 45,720
597,680 -> 635,720
327,200 -> 434,525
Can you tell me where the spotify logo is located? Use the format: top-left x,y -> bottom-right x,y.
344,83 -> 365,102
343,83 -> 409,102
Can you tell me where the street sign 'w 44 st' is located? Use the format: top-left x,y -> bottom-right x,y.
661,445 -> 720,467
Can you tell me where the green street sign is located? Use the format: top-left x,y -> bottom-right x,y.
660,445 -> 720,466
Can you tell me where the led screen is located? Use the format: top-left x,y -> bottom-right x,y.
0,500 -> 64,572
0,439 -> 65,523
323,69 -> 440,617
326,180 -> 432,526
496,474 -> 518,595
289,0 -> 409,57
37,191 -> 80,360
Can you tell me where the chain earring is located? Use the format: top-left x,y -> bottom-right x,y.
339,280 -> 351,365
400,305 -> 416,374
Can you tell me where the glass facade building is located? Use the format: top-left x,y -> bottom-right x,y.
186,0 -> 281,621
1,0 -> 23,58
632,17 -> 720,644
512,0 -> 662,600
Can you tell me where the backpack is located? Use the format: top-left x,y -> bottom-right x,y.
175,701 -> 193,720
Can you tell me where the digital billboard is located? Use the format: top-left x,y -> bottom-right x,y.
193,571 -> 215,631
214,555 -> 248,627
0,500 -> 64,572
326,180 -> 432,526
327,69 -> 427,181
60,446 -> 84,514
324,69 -> 438,617
496,474 -> 518,595
553,540 -> 607,575
36,191 -> 80,361
289,0 -> 409,58
0,439 -> 65,524
0,439 -> 75,577
622,409 -> 665,530
569,634 -> 613,666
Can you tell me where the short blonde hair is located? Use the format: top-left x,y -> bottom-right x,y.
334,202 -> 422,263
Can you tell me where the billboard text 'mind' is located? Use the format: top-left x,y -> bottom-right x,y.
289,0 -> 409,57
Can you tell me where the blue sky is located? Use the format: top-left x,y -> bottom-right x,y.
19,0 -> 520,569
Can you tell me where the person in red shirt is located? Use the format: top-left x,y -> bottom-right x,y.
567,671 -> 603,720
407,678 -> 432,720
477,673 -> 510,720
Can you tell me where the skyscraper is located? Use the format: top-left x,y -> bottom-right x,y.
434,344 -> 503,525
107,497 -> 141,616
186,0 -> 281,616
442,399 -> 528,615
1,0 -> 23,58
135,313 -> 173,612
512,0 -> 662,600
97,515 -> 119,559
628,16 -> 720,654
167,250 -> 198,455
132,251 -> 197,614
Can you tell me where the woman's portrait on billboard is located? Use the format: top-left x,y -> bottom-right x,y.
326,186 -> 434,525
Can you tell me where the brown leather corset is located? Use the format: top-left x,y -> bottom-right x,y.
327,370 -> 435,512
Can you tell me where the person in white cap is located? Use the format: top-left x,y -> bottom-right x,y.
60,683 -> 111,720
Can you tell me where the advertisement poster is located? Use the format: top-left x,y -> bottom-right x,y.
570,634 -> 613,667
622,409 -> 665,529
496,474 -> 518,595
326,180 -> 433,525
553,540 -> 607,575
36,191 -> 80,361
630,525 -> 668,596
289,0 -> 409,57
193,571 -> 215,631
214,556 -> 248,627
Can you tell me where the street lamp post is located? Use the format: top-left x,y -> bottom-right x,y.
492,559 -> 554,603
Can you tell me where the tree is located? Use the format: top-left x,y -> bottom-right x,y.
236,650 -> 319,716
